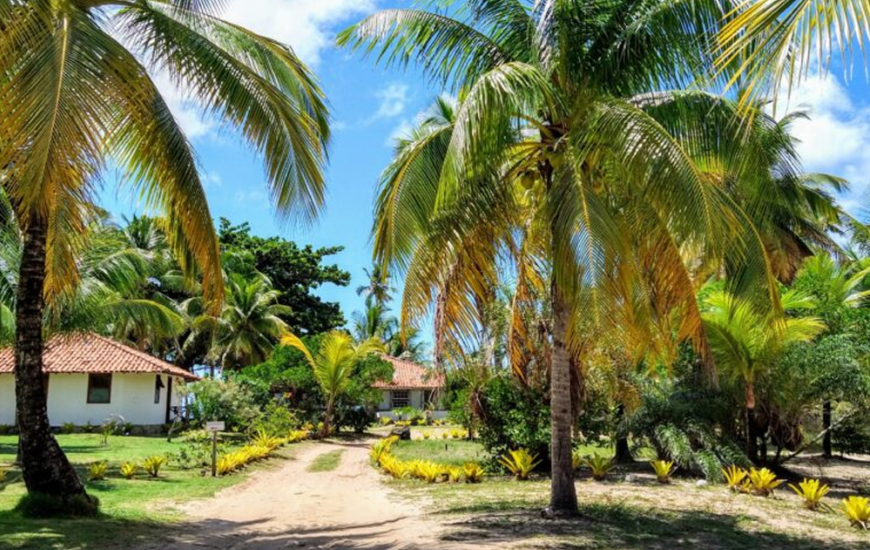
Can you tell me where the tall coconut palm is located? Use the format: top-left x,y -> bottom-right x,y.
702,289 -> 825,462
281,331 -> 384,437
340,0 -> 778,514
0,1 -> 329,502
356,264 -> 394,306
208,272 -> 292,370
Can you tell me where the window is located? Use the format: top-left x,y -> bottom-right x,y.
87,374 -> 112,404
154,375 -> 165,404
391,390 -> 410,408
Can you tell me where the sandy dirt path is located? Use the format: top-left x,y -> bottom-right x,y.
132,438 -> 479,550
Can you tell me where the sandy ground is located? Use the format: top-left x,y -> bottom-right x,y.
130,438 -> 482,550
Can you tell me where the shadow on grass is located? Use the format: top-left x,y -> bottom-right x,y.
436,499 -> 868,550
0,508 -> 161,550
0,509 -> 449,550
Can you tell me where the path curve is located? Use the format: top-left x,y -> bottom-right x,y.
132,438 -> 474,550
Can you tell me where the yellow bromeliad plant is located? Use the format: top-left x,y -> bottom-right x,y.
119,462 -> 138,480
251,430 -> 284,451
500,449 -> 540,481
842,496 -> 870,530
583,454 -> 614,481
789,478 -> 829,511
463,463 -> 485,483
143,456 -> 167,478
651,460 -> 676,484
747,468 -> 785,497
87,462 -> 108,482
369,436 -> 398,465
723,465 -> 748,493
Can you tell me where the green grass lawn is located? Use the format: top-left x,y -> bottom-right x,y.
385,467 -> 870,550
306,449 -> 344,472
388,438 -> 488,466
0,433 -> 307,550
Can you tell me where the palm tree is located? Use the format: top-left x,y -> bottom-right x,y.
356,264 -> 394,305
208,273 -> 291,370
281,331 -> 384,437
716,0 -> 870,108
792,254 -> 870,457
340,0 -> 777,514
702,289 -> 825,462
0,1 -> 329,502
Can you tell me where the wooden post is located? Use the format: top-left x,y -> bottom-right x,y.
211,430 -> 218,477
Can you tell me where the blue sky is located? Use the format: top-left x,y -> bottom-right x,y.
101,0 -> 870,346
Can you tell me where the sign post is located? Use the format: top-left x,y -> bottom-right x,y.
206,421 -> 225,477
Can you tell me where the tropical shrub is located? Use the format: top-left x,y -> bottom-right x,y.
789,479 -> 829,511
651,460 -> 676,484
417,461 -> 445,483
379,416 -> 392,426
379,454 -> 409,479
747,468 -> 785,497
842,496 -> 870,529
583,454 -> 613,481
478,374 -> 551,466
183,378 -> 260,432
423,432 -> 431,439
120,462 -> 138,480
87,462 -> 108,481
463,463 -> 485,483
249,403 -> 299,437
143,456 -> 167,478
499,449 -> 540,481
624,379 -> 750,481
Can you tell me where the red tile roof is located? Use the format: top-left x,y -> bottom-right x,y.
373,355 -> 444,389
0,333 -> 199,381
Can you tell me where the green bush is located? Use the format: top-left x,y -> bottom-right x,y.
15,492 -> 100,518
476,373 -> 551,466
183,378 -> 260,431
250,402 -> 299,436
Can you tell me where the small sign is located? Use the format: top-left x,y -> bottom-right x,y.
206,421 -> 225,432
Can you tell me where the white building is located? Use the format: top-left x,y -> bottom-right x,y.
0,333 -> 198,429
374,356 -> 446,419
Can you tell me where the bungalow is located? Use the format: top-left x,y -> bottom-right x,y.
0,333 -> 198,430
374,356 -> 447,419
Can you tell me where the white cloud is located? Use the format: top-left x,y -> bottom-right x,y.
150,72 -> 215,140
778,74 -> 870,214
373,83 -> 410,119
222,0 -> 377,66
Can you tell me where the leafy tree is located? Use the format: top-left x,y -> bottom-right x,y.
0,0 -> 329,503
791,254 -> 870,455
341,0 -> 779,514
702,289 -> 825,461
219,219 -> 348,334
281,332 -> 384,437
235,337 -> 394,431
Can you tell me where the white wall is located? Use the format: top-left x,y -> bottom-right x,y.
377,389 -> 445,413
0,375 -> 14,426
0,373 -> 185,427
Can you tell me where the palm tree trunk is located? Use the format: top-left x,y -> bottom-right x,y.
745,382 -> 758,463
15,217 -> 89,501
822,400 -> 832,459
321,398 -> 333,438
549,285 -> 578,515
614,404 -> 632,463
